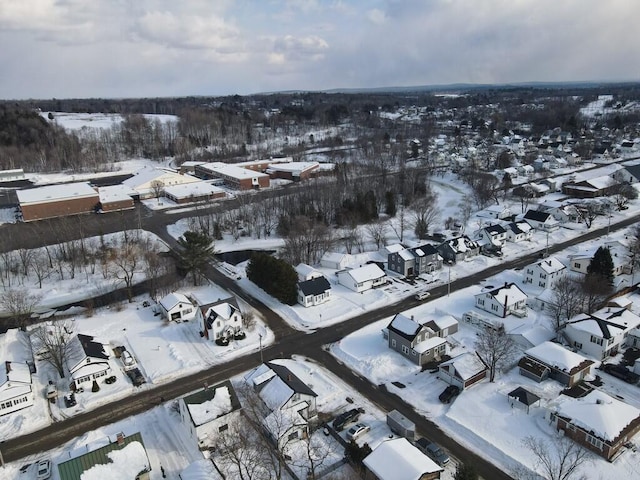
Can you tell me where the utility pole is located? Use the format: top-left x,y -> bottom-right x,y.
447,266 -> 451,297
258,333 -> 263,364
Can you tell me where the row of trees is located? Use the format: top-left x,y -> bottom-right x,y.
246,253 -> 298,305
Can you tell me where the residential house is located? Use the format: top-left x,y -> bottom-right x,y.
506,221 -> 533,243
0,361 -> 33,416
474,224 -> 507,254
562,175 -> 614,198
523,210 -> 560,232
475,283 -> 528,318
438,352 -> 488,390
423,315 -> 459,338
158,293 -> 196,322
518,341 -> 593,387
517,164 -> 535,179
386,314 -> 447,366
363,438 -> 443,480
320,251 -> 352,270
387,244 -> 442,277
481,204 -> 512,220
58,431 -> 151,480
295,263 -> 322,281
246,361 -> 317,449
436,236 -> 480,264
0,329 -> 34,416
297,276 -> 332,307
198,297 -> 243,342
561,306 -> 640,360
508,324 -> 555,349
179,380 -> 242,450
337,264 -> 387,293
523,257 -> 567,290
66,334 -> 111,390
549,390 -> 640,461
568,241 -> 631,276
611,163 -> 640,184
537,201 -> 580,223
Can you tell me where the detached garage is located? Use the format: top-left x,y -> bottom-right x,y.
17,182 -> 100,222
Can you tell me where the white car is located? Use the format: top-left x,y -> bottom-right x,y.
37,459 -> 51,480
415,291 -> 431,301
121,350 -> 135,366
346,423 -> 370,441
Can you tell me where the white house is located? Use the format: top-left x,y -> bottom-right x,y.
475,283 -> 528,318
320,251 -> 353,270
198,297 -> 243,342
481,204 -> 512,220
337,264 -> 387,293
66,333 -> 111,389
523,257 -> 567,290
562,306 -> 640,360
506,221 -> 533,243
295,263 -> 322,281
159,292 -> 197,322
523,210 -> 560,231
179,380 -> 242,450
363,438 -> 443,480
474,224 -> 507,251
297,276 -> 331,307
0,361 -> 33,416
568,241 -> 631,277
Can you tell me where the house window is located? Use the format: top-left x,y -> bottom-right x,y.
540,273 -> 546,279
491,304 -> 499,312
219,424 -> 229,433
573,341 -> 582,349
574,262 -> 581,269
478,299 -> 484,306
402,345 -> 409,355
586,434 -> 603,450
539,281 -> 545,287
391,339 -> 396,347
412,350 -> 417,356
590,335 -> 603,346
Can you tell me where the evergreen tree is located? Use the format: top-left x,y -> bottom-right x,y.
385,191 -> 396,216
247,253 -> 298,305
454,463 -> 478,480
587,246 -> 614,286
177,230 -> 216,285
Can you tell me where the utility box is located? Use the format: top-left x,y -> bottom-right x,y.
387,410 -> 415,441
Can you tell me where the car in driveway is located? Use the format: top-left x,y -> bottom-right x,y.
415,438 -> 450,466
121,350 -> 135,367
63,393 -> 76,407
104,375 -> 117,384
346,423 -> 370,441
438,385 -> 460,403
36,459 -> 51,479
602,363 -> 640,384
332,408 -> 361,431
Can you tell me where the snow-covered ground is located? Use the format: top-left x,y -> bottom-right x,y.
40,112 -> 178,131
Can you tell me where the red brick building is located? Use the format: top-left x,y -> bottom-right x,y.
17,182 -> 100,222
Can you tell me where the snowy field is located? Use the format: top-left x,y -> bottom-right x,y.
40,112 -> 178,131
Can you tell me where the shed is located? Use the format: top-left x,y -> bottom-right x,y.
507,387 -> 541,414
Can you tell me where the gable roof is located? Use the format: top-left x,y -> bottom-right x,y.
182,380 -> 241,426
266,361 -> 317,397
507,221 -> 532,235
201,297 -> 241,329
567,306 -> 640,339
484,224 -> 507,235
159,292 -> 192,311
387,313 -> 422,341
363,438 -> 442,480
298,276 -> 331,296
524,210 -> 552,222
440,352 -> 487,381
532,257 -> 566,274
342,263 -> 386,283
73,334 -> 109,360
411,244 -> 439,256
481,283 -> 527,304
508,386 -> 541,406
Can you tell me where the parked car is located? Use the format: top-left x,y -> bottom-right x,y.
415,438 -> 450,466
346,423 -> 370,441
63,393 -> 76,408
36,459 -> 51,480
602,364 -> 640,384
104,375 -> 117,384
415,291 -> 431,301
332,408 -> 361,431
121,350 -> 135,366
438,385 -> 460,403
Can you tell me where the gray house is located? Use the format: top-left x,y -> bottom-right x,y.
387,244 -> 442,277
436,236 -> 480,264
386,314 -> 447,366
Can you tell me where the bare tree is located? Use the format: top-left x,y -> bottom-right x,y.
547,277 -> 583,332
150,180 -> 165,203
474,325 -> 518,382
574,202 -> 600,229
31,321 -> 73,378
0,289 -> 42,329
608,179 -> 638,210
366,221 -> 389,250
411,193 -> 440,240
512,184 -> 536,213
30,250 -> 53,289
518,435 -> 592,480
579,273 -> 610,314
281,217 -> 334,266
109,240 -> 142,302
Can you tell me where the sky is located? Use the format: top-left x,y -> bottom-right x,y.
0,0 -> 639,100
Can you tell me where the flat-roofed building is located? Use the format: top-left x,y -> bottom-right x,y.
195,162 -> 270,190
17,182 -> 100,222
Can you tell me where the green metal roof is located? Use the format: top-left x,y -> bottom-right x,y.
57,431 -> 149,480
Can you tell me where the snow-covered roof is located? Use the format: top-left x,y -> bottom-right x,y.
344,264 -> 385,283
0,328 -> 32,363
388,314 -> 420,337
295,263 -> 321,280
163,181 -> 225,199
16,182 -> 98,205
481,283 -> 527,305
2,361 -> 31,385
159,292 -> 191,311
525,341 -> 591,372
180,460 -> 224,480
208,302 -> 237,322
568,307 -> 640,338
260,375 -> 294,411
385,243 -> 404,254
98,184 -> 136,204
414,336 -> 446,354
266,161 -> 318,174
77,441 -> 149,480
186,386 -> 233,426
440,352 -> 487,381
363,438 -> 442,480
200,162 -> 269,180
554,390 -> 640,442
398,249 -> 415,261
534,257 -> 566,274
509,325 -> 554,347
431,315 -> 458,331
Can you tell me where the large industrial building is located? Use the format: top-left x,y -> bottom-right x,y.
16,182 -> 100,222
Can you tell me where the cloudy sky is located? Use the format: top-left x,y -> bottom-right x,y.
0,0 -> 638,99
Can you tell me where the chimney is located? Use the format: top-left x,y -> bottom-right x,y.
287,374 -> 292,382
503,295 -> 508,319
411,315 -> 414,321
596,399 -> 603,405
116,432 -> 125,445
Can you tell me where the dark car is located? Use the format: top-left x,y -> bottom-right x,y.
415,438 -> 450,466
126,368 -> 146,386
63,393 -> 76,407
332,408 -> 361,431
104,375 -> 117,384
438,385 -> 460,403
602,364 -> 640,384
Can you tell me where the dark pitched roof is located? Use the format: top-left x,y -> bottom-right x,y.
485,224 -> 506,235
182,379 -> 242,425
199,296 -> 240,317
507,222 -> 524,234
524,210 -> 551,222
298,276 -> 331,296
508,386 -> 541,406
77,334 -> 109,360
412,244 -> 439,256
387,314 -> 422,341
266,361 -> 317,397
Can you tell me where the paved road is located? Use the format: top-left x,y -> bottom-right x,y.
2,199 -> 640,478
